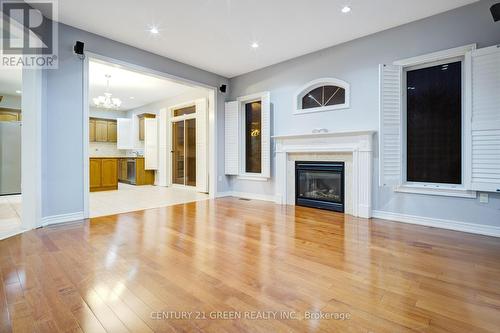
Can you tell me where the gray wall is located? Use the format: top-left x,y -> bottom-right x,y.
43,23 -> 229,217
228,0 -> 500,226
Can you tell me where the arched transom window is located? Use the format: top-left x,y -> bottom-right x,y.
294,78 -> 350,114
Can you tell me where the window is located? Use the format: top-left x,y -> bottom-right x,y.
294,78 -> 350,114
405,60 -> 462,185
224,92 -> 271,179
245,101 -> 262,173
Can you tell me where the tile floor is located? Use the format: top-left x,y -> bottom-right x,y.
0,194 -> 22,238
89,183 -> 209,218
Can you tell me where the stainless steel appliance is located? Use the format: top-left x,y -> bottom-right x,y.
0,121 -> 21,195
126,159 -> 136,185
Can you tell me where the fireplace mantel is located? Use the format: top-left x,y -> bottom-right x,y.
274,130 -> 376,218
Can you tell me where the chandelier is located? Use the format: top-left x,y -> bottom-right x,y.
93,74 -> 122,109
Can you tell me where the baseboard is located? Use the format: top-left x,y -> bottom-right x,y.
372,210 -> 500,237
216,191 -> 277,202
41,211 -> 85,227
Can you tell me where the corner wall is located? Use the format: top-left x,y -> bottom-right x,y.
227,0 -> 500,228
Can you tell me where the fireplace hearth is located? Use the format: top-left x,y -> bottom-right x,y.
295,161 -> 344,212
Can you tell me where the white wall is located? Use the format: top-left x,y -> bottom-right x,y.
228,0 -> 500,227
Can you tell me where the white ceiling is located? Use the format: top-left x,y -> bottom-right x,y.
38,0 -> 478,78
89,59 -> 197,111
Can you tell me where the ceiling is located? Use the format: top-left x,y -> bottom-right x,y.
89,59 -> 198,111
37,0 -> 478,78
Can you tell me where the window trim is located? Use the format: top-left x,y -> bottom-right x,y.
293,78 -> 350,115
394,44 -> 477,198
237,92 -> 270,180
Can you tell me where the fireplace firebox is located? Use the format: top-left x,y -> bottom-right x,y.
295,161 -> 344,212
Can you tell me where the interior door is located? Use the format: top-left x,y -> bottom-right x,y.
185,118 -> 196,187
172,120 -> 185,185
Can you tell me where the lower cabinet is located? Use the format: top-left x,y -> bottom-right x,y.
90,158 -> 118,192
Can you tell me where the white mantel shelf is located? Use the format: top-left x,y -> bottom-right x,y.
272,130 -> 376,140
274,130 -> 376,218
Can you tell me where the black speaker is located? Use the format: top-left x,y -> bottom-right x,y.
74,41 -> 84,55
491,3 -> 500,22
219,84 -> 227,93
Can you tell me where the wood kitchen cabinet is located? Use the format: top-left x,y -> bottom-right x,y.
0,108 -> 21,122
90,158 -> 118,191
138,113 -> 156,141
136,158 -> 155,185
89,118 -> 96,142
118,158 -> 128,182
89,118 -> 117,143
107,121 -> 117,142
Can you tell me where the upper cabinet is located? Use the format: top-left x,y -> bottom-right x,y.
138,113 -> 156,141
89,117 -> 118,143
0,108 -> 21,122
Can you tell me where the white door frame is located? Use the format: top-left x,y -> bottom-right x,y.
20,68 -> 43,232
82,52 -> 218,219
169,103 -> 198,189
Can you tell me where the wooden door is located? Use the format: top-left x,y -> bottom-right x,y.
89,119 -> 96,142
89,159 -> 102,190
107,121 -> 117,142
95,120 -> 108,142
101,159 -> 118,188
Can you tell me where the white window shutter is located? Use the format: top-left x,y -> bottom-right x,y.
195,98 -> 208,193
225,101 -> 239,175
261,92 -> 271,178
117,118 -> 133,150
470,46 -> 500,192
144,118 -> 158,170
379,64 -> 402,187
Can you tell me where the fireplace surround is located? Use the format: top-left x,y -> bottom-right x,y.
295,161 -> 345,212
273,130 -> 375,218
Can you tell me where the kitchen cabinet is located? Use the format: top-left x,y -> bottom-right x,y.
136,158 -> 155,185
95,120 -> 108,142
0,108 -> 21,122
89,118 -> 117,143
138,113 -> 156,141
89,118 -> 96,142
89,158 -> 118,191
107,121 -> 117,142
118,158 -> 128,182
117,157 -> 154,185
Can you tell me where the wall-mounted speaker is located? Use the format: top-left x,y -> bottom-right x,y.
491,3 -> 500,22
219,84 -> 227,93
74,41 -> 85,58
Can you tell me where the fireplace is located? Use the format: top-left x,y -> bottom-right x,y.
295,161 -> 344,212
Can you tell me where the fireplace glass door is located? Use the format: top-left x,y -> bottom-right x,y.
295,162 -> 344,212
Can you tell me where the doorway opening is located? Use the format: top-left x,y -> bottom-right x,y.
85,56 -> 215,218
0,66 -> 22,238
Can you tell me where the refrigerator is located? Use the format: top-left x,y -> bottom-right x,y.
0,121 -> 21,195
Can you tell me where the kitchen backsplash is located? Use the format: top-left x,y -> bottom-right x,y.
89,142 -> 127,157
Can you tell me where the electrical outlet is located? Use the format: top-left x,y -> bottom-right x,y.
479,193 -> 489,204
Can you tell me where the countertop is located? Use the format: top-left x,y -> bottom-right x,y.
89,156 -> 144,159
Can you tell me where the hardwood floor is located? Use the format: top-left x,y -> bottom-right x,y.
1,197 -> 500,332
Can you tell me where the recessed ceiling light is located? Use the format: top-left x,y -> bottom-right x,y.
251,42 -> 259,49
149,26 -> 159,34
15,90 -> 21,94
129,96 -> 135,99
341,6 -> 351,13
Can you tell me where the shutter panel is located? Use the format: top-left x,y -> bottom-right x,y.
470,46 -> 500,192
144,118 -> 158,170
225,101 -> 239,175
117,118 -> 133,149
379,64 -> 402,186
261,92 -> 271,178
195,98 -> 208,192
